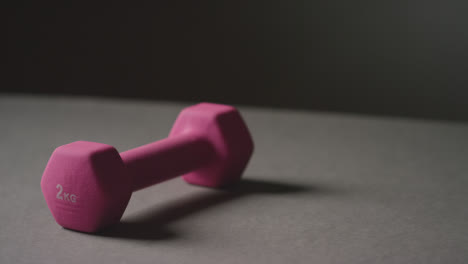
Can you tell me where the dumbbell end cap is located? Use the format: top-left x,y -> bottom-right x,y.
41,141 -> 132,232
170,103 -> 254,187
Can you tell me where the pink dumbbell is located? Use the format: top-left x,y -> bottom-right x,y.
41,103 -> 254,233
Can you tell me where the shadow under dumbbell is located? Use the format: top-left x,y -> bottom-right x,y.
96,178 -> 325,241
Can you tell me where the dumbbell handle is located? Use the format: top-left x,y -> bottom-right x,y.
120,132 -> 215,191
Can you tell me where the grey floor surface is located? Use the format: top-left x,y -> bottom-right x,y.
1,95 -> 467,264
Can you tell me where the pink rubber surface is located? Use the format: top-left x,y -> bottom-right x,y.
171,103 -> 254,187
41,141 -> 132,232
122,133 -> 214,191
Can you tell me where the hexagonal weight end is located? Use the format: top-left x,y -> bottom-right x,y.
40,141 -> 132,233
170,103 -> 254,187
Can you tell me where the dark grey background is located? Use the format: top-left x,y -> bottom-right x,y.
2,1 -> 468,120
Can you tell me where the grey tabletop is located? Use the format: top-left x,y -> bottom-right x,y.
1,95 -> 468,264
